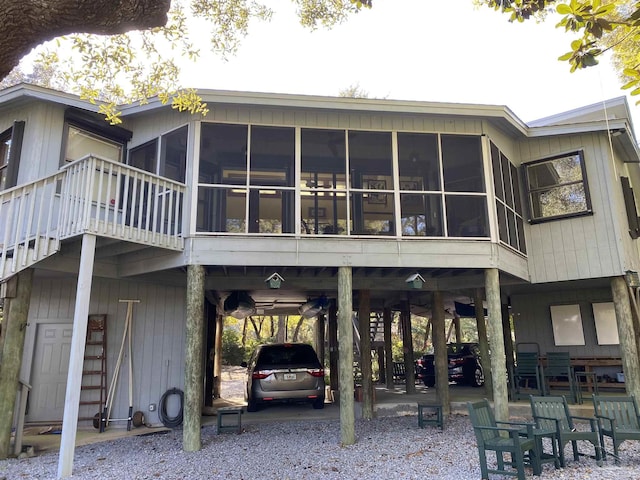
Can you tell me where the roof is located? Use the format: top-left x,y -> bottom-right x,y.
0,84 -> 637,160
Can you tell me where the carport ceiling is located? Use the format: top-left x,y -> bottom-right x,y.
205,265 -> 528,315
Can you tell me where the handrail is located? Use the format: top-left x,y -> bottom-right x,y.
0,156 -> 185,279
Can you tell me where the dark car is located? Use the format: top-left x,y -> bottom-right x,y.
417,343 -> 484,387
242,342 -> 325,412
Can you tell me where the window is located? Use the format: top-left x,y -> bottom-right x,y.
196,123 -> 490,239
197,123 -> 295,233
0,122 -> 25,190
0,129 -> 9,190
129,140 -> 158,173
64,125 -> 124,163
524,151 -> 591,222
160,126 -> 187,182
491,142 -> 526,254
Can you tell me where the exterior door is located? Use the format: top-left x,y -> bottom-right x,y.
27,323 -> 72,422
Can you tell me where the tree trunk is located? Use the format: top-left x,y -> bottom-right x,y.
1,0 -> 171,80
292,317 -> 304,342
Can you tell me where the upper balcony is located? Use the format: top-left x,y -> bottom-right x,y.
0,155 -> 185,280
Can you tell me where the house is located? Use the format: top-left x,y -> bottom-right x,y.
1,84 -> 640,475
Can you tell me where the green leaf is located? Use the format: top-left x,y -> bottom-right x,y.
556,4 -> 572,14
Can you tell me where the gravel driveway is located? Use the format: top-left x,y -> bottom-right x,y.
2,367 -> 640,479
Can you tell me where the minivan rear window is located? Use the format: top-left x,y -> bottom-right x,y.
256,344 -> 319,366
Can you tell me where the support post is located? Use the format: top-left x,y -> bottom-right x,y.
338,266 -> 355,446
213,312 -> 223,399
383,307 -> 394,390
328,304 -> 339,392
184,264 -> 205,452
485,268 -> 508,422
0,269 -> 33,459
611,276 -> 640,400
58,234 -> 96,479
501,304 -> 515,381
358,290 -> 373,419
401,300 -> 416,394
475,289 -> 492,396
314,313 -> 326,368
432,291 -> 450,416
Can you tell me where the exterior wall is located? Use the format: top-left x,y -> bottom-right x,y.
21,273 -> 187,426
198,104 -> 485,134
510,286 -> 620,358
518,132 -> 627,283
0,101 -> 66,183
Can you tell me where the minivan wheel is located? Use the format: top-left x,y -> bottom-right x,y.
472,367 -> 484,388
312,397 -> 325,409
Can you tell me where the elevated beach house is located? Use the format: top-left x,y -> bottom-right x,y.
0,84 -> 639,475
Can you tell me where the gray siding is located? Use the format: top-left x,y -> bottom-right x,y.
0,101 -> 66,183
22,274 -> 186,425
518,132 -> 625,283
510,287 -> 620,357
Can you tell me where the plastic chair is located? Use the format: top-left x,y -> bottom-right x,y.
530,395 -> 602,467
593,394 -> 640,463
467,399 -> 541,479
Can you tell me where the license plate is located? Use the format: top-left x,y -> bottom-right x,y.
283,373 -> 296,381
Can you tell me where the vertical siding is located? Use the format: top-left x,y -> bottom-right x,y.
22,275 -> 187,425
519,132 -> 624,283
0,102 -> 66,184
511,287 -> 620,357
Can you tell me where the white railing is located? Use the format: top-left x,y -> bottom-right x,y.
59,156 -> 185,248
0,156 -> 185,279
0,173 -> 64,277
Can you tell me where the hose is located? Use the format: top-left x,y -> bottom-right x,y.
159,388 -> 184,428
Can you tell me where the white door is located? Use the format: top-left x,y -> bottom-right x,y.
27,323 -> 72,422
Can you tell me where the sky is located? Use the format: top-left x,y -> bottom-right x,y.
179,0 -> 640,133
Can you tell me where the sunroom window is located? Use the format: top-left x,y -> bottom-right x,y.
524,151 -> 591,222
0,122 -> 23,191
491,142 -> 526,254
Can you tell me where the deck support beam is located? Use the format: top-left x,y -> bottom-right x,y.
383,307 -> 394,390
358,289 -> 373,419
0,269 -> 33,459
338,266 -> 355,445
58,234 -> 96,479
485,268 -> 508,422
432,290 -> 450,416
328,304 -> 339,392
611,276 -> 640,400
401,300 -> 416,394
184,264 -> 205,452
475,289 -> 492,397
314,313 -> 326,370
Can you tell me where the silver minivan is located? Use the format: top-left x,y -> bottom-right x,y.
242,343 -> 325,411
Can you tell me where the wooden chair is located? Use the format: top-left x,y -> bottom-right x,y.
543,352 -> 578,403
467,399 -> 541,479
510,344 -> 544,401
529,395 -> 602,467
593,394 -> 640,463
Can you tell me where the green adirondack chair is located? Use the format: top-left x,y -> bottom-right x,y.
593,395 -> 640,463
543,352 -> 578,403
529,395 -> 602,467
467,399 -> 541,479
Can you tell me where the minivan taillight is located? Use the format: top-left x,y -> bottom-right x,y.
307,368 -> 324,377
252,370 -> 272,380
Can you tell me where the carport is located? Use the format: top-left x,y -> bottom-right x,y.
183,263 -> 523,448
